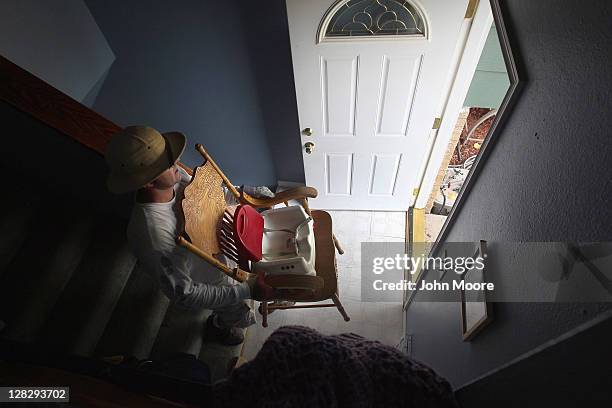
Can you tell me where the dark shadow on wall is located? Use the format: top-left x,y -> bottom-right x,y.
455,310 -> 612,407
83,0 -> 277,186
0,101 -> 131,218
405,0 -> 612,389
237,0 -> 305,184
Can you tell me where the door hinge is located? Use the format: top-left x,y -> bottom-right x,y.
432,117 -> 442,130
412,187 -> 420,196
465,0 -> 479,18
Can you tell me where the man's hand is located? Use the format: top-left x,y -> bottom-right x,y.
247,272 -> 277,301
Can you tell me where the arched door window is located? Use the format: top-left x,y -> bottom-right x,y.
318,0 -> 427,43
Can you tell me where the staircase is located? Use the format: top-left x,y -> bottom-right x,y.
0,167 -> 242,382
0,56 -> 243,384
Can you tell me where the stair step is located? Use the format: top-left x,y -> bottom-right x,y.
149,304 -> 210,360
198,329 -> 246,383
0,202 -> 91,329
0,185 -> 39,279
149,301 -> 247,382
3,209 -> 94,343
37,217 -> 136,356
95,264 -> 170,360
198,303 -> 252,382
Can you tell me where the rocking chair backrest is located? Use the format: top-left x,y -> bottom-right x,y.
181,144 -> 242,257
230,205 -> 264,262
178,144 -> 254,283
217,205 -> 264,269
181,160 -> 226,256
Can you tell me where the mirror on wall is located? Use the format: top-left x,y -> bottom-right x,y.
430,23 -> 509,214
422,1 -> 520,245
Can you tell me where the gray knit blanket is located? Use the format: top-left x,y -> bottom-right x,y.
212,326 -> 458,408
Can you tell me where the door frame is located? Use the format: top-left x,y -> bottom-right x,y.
288,0 -> 479,211
413,0 -> 494,209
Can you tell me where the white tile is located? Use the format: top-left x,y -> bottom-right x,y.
241,211 -> 406,360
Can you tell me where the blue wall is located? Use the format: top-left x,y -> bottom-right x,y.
238,0 -> 305,183
84,0 -> 277,186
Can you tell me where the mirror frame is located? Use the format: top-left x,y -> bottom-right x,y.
404,0 -> 524,309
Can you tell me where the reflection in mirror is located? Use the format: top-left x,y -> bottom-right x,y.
424,20 -> 512,244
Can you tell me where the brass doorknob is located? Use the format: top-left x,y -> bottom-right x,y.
302,127 -> 313,136
304,142 -> 315,154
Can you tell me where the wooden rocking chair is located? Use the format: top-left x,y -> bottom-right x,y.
176,144 -> 350,327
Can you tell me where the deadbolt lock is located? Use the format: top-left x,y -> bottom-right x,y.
304,142 -> 315,154
302,127 -> 313,136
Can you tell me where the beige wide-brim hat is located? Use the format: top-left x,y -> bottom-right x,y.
105,125 -> 186,194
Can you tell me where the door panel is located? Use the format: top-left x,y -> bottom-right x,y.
376,55 -> 422,137
321,57 -> 358,137
369,153 -> 402,196
326,153 -> 353,195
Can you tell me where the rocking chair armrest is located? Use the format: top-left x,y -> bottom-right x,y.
176,235 -> 254,282
240,186 -> 318,209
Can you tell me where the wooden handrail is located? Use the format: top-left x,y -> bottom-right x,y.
0,55 -> 118,155
0,54 -> 192,175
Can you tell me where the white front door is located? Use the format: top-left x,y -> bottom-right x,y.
287,0 -> 468,210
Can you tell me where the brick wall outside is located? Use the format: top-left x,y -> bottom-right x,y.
425,109 -> 469,213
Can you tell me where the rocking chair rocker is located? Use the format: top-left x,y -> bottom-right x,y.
176,144 -> 350,327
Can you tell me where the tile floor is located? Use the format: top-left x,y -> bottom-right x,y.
242,210 -> 407,361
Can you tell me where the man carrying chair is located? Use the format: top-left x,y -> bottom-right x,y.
105,125 -> 270,345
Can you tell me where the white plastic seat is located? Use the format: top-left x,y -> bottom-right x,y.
253,205 -> 316,276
